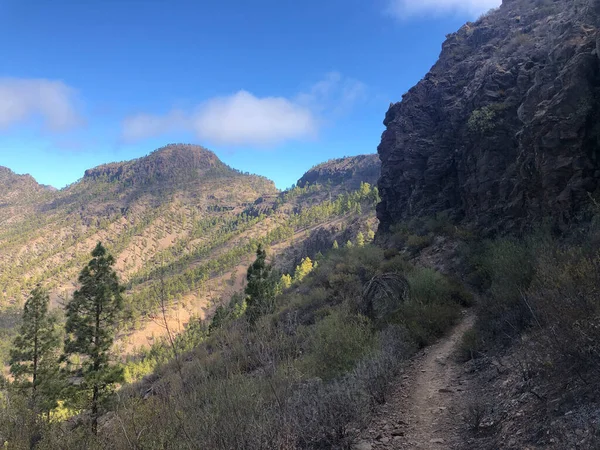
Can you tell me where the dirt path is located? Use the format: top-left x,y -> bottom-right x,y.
357,311 -> 475,449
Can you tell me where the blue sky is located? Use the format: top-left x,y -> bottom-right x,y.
0,0 -> 500,189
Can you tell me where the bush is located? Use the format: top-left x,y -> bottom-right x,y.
448,279 -> 475,307
300,310 -> 374,380
396,302 -> 460,347
472,238 -> 535,345
468,105 -> 497,134
423,212 -> 455,236
528,248 -> 600,377
406,234 -> 434,252
406,267 -> 452,305
6,245 -> 464,448
354,325 -> 416,405
291,377 -> 369,449
458,328 -> 483,361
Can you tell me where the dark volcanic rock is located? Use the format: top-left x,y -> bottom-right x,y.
377,0 -> 600,233
297,154 -> 380,190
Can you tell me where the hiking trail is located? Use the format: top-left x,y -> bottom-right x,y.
356,311 -> 475,449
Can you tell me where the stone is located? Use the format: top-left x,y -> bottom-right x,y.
352,442 -> 373,450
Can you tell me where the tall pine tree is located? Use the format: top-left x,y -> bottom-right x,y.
245,244 -> 276,323
63,242 -> 124,435
10,286 -> 61,411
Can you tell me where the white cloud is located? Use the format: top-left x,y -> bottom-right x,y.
387,0 -> 501,18
121,110 -> 189,142
192,91 -> 316,146
121,73 -> 365,146
296,72 -> 367,115
0,78 -> 81,131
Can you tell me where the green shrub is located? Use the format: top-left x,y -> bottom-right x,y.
354,325 -> 416,405
423,212 -> 455,235
407,267 -> 452,305
300,310 -> 374,380
395,302 -> 460,347
448,279 -> 475,307
468,105 -> 498,134
406,234 -> 434,252
528,248 -> 600,377
383,248 -> 400,259
472,237 -> 535,345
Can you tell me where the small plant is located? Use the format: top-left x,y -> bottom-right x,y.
467,106 -> 497,134
458,328 -> 482,361
464,400 -> 488,431
406,234 -> 434,252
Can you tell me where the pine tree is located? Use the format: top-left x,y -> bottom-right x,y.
293,257 -> 314,283
245,244 -> 276,323
63,243 -> 124,435
345,240 -> 354,249
359,182 -> 372,197
10,286 -> 61,411
280,273 -> 293,290
357,232 -> 365,247
333,240 -> 339,250
209,305 -> 228,332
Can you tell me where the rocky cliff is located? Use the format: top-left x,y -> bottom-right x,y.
297,154 -> 380,190
377,0 -> 600,233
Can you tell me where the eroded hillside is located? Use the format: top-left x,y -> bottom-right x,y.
0,146 -> 380,362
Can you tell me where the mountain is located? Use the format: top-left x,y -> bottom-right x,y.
297,154 -> 380,191
0,145 -> 378,360
82,144 -> 237,188
377,0 -> 600,233
0,166 -> 54,224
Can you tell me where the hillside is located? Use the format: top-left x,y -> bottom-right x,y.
0,146 -> 380,363
0,166 -> 54,226
297,154 -> 380,191
377,0 -> 600,233
1,1 -> 600,448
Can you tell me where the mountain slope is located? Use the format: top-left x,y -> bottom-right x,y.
0,145 -> 275,301
0,145 -> 379,362
0,166 -> 54,225
377,0 -> 600,233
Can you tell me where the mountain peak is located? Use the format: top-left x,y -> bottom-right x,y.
0,166 -> 51,207
0,165 -> 40,187
83,143 -> 231,186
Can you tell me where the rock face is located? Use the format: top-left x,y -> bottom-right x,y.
298,154 -> 380,190
378,0 -> 600,233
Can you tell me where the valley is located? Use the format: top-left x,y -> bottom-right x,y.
0,145 -> 381,367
